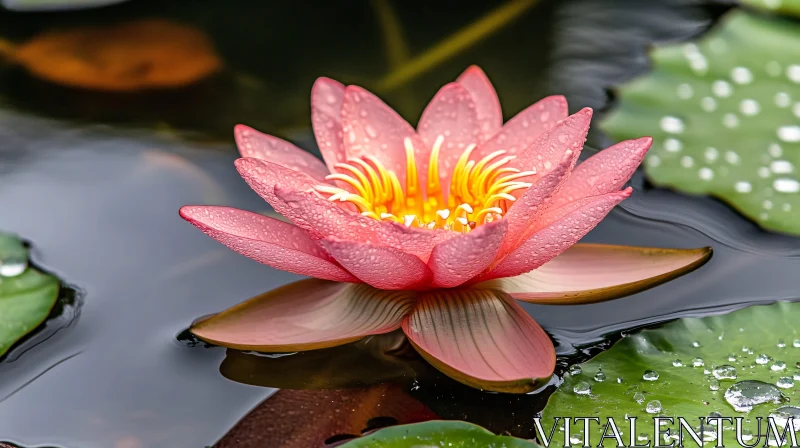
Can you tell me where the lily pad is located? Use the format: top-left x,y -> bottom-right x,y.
0,233 -> 60,358
602,11 -> 800,235
339,420 -> 539,447
741,0 -> 800,17
542,300 -> 800,445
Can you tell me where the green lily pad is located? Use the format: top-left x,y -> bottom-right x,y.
741,0 -> 800,17
602,11 -> 800,235
0,232 -> 60,358
542,301 -> 800,446
339,420 -> 539,447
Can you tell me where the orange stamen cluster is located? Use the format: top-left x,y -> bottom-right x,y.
315,135 -> 536,232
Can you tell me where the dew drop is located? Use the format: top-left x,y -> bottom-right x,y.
617,377 -> 624,384
794,339 -> 800,348
673,359 -> 684,367
693,357 -> 705,367
728,354 -> 738,362
692,341 -> 701,348
710,379 -> 721,391
660,116 -> 685,134
664,138 -> 682,152
735,182 -> 753,194
772,361 -> 787,371
775,92 -> 791,107
643,370 -> 660,381
594,371 -> 607,382
773,178 -> 800,193
776,377 -> 794,389
701,96 -> 717,112
573,381 -> 591,395
724,380 -> 787,413
569,365 -> 582,375
713,365 -> 738,380
712,80 -> 733,98
634,392 -> 645,404
646,400 -> 663,414
777,126 -> 800,143
699,167 -> 714,181
756,354 -> 771,365
770,406 -> 800,428
770,160 -> 793,174
0,260 -> 27,277
731,67 -> 754,84
637,433 -> 649,442
740,99 -> 760,116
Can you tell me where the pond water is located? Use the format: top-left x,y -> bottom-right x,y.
1,0 -> 798,447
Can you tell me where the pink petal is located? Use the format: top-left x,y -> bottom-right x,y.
417,83 -> 480,186
513,107 -> 592,176
340,85 -> 423,182
500,149 -> 576,255
320,238 -> 432,290
552,137 -> 652,208
192,279 -> 417,351
477,243 -> 712,304
311,77 -> 349,171
234,157 -> 331,221
402,288 -> 555,393
428,219 -> 507,288
483,188 -> 632,280
274,187 -> 452,261
234,124 -> 330,182
471,95 -> 568,161
179,206 -> 356,282
456,65 -> 502,141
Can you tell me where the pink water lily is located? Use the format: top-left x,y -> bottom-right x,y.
180,66 -> 711,393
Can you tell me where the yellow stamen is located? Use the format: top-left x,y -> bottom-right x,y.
315,134 -> 538,232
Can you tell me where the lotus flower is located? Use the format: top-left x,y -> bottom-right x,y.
180,66 -> 711,393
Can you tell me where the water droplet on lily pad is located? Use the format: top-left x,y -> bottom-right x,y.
713,365 -> 738,380
646,400 -> 663,414
573,381 -> 591,395
569,365 -> 582,376
724,380 -> 787,413
772,361 -> 787,371
728,354 -> 738,362
634,392 -> 645,404
692,341 -> 701,348
776,377 -> 794,389
643,370 -> 660,381
770,406 -> 800,428
777,340 -> 786,348
756,354 -> 771,365
710,379 -> 721,391
693,357 -> 705,367
673,359 -> 683,367
0,259 -> 27,277
594,371 -> 607,382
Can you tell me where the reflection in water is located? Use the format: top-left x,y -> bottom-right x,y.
215,385 -> 438,448
219,331 -> 424,390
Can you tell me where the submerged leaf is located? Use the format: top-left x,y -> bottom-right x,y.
339,420 -> 539,447
0,233 -> 59,358
542,301 -> 800,445
603,11 -> 800,235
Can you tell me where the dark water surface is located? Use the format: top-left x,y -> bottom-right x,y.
3,0 -> 796,447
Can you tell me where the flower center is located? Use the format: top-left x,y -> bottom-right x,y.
315,135 -> 536,232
